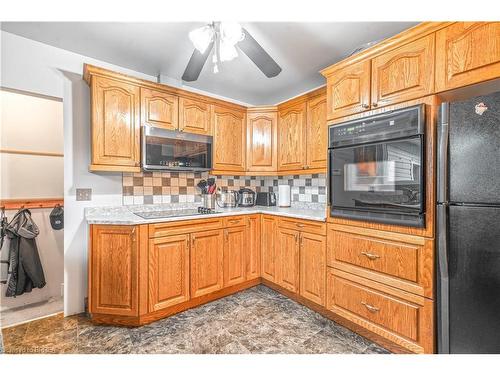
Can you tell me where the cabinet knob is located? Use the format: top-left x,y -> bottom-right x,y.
372,102 -> 378,107
362,104 -> 369,109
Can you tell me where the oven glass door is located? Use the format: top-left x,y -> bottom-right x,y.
144,134 -> 212,170
330,136 -> 423,214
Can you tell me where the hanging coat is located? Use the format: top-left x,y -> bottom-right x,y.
5,209 -> 46,297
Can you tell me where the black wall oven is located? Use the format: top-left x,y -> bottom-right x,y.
328,104 -> 425,227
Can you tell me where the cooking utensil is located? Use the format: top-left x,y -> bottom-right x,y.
197,180 -> 208,194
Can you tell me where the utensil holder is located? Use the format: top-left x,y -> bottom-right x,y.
202,194 -> 216,209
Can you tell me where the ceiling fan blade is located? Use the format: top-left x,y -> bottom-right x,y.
181,41 -> 214,82
239,28 -> 282,78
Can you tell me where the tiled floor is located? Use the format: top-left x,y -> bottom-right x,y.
1,285 -> 389,354
0,296 -> 64,328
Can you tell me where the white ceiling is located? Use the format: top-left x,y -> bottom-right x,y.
1,22 -> 418,105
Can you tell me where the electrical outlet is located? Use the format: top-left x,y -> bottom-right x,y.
60,283 -> 64,297
76,188 -> 92,201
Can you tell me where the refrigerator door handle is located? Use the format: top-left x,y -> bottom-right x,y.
437,203 -> 450,353
437,103 -> 449,203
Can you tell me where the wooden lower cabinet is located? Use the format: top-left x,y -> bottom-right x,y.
148,234 -> 190,312
276,228 -> 300,293
246,215 -> 261,280
190,229 -> 224,298
223,226 -> 247,287
327,268 -> 434,354
299,232 -> 326,306
89,225 -> 139,316
261,215 -> 278,282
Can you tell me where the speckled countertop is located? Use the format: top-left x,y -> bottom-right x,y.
85,202 -> 327,225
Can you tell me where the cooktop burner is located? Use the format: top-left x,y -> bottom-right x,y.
133,207 -> 220,219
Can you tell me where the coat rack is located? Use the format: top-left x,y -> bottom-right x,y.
0,198 -> 64,211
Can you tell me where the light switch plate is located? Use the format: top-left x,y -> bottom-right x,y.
76,188 -> 92,201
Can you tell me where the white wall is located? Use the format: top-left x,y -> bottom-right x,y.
1,30 -> 157,315
0,90 -> 65,309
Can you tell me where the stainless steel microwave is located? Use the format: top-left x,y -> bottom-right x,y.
141,126 -> 212,171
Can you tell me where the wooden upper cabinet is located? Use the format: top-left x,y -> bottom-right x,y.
246,109 -> 278,172
278,102 -> 306,171
148,234 -> 190,312
261,215 -> 278,282
299,232 -> 326,306
90,225 -> 138,316
306,94 -> 327,169
436,22 -> 500,92
277,228 -> 300,293
141,87 -> 178,130
371,35 -> 435,107
179,97 -> 211,135
246,215 -> 261,280
223,226 -> 247,287
212,105 -> 246,172
90,76 -> 140,171
325,60 -> 371,120
190,229 -> 224,298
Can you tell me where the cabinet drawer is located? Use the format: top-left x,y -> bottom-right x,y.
327,224 -> 433,298
278,217 -> 326,235
223,215 -> 247,228
149,218 -> 223,238
328,271 -> 419,341
327,269 -> 434,353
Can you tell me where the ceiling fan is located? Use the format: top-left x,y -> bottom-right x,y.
182,22 -> 282,82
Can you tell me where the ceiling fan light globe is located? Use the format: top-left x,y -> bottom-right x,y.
219,22 -> 245,46
189,25 -> 214,54
219,40 -> 238,62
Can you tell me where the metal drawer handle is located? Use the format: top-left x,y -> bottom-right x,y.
229,219 -> 241,223
296,223 -> 305,228
361,251 -> 380,260
361,302 -> 380,312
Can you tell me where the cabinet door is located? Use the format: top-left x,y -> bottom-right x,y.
261,215 -> 278,282
300,232 -> 326,306
141,87 -> 179,130
91,76 -> 140,169
306,94 -> 327,169
90,225 -> 138,316
223,226 -> 247,287
148,234 -> 190,312
278,102 -> 306,171
246,215 -> 261,280
190,229 -> 224,298
277,228 -> 300,292
213,105 -> 246,172
326,60 -> 371,120
179,97 -> 211,135
246,111 -> 278,172
436,22 -> 500,92
371,35 -> 435,107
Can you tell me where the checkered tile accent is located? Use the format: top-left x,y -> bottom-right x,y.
122,172 -> 327,205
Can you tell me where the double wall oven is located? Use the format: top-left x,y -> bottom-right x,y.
328,104 -> 425,227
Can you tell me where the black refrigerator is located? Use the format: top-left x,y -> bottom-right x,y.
437,91 -> 500,353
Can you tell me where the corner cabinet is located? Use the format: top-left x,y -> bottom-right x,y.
246,108 -> 278,172
89,76 -> 141,172
278,102 -> 306,171
435,22 -> 500,92
306,94 -> 327,169
212,105 -> 246,172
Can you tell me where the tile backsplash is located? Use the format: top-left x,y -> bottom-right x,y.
122,171 -> 327,205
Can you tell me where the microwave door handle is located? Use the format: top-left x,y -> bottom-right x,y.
328,149 -> 333,207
